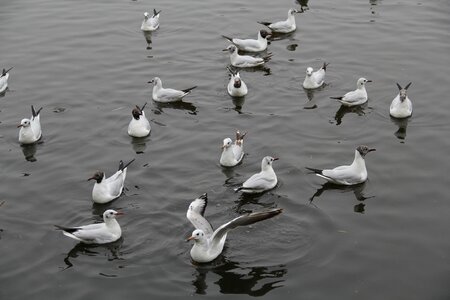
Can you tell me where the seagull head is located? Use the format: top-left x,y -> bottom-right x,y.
306,67 -> 314,76
187,229 -> 206,243
222,137 -> 232,149
88,171 -> 105,183
17,118 -> 31,128
103,209 -> 124,221
262,156 -> 279,170
233,77 -> 242,88
222,45 -> 237,54
147,77 -> 161,85
356,145 -> 376,157
132,106 -> 143,120
357,77 -> 372,88
259,30 -> 271,39
289,8 -> 302,15
396,82 -> 412,102
144,12 -> 149,19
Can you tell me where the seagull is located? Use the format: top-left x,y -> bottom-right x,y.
55,209 -> 124,244
18,105 -> 42,145
303,62 -> 329,89
330,78 -> 372,107
128,103 -> 151,137
220,130 -> 247,167
227,67 -> 248,97
0,67 -> 13,93
258,8 -> 302,34
88,159 -> 135,204
235,156 -> 278,193
390,82 -> 413,118
186,193 -> 283,263
148,77 -> 197,103
223,45 -> 272,68
306,145 -> 375,185
141,9 -> 161,31
222,30 -> 271,52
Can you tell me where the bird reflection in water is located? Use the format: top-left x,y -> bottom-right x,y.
390,116 -> 409,141
142,30 -> 152,50
231,96 -> 245,114
20,141 -> 42,162
130,136 -> 149,154
302,85 -> 328,109
191,257 -> 286,296
309,182 -> 374,213
153,101 -> 198,115
334,104 -> 368,125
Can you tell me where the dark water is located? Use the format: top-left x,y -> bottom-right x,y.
1,0 -> 450,299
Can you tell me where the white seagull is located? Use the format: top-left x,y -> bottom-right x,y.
148,77 -> 197,103
306,145 -> 375,185
227,67 -> 248,97
258,8 -> 302,34
141,9 -> 161,31
88,159 -> 135,204
222,30 -> 271,52
128,103 -> 151,137
186,193 -> 283,263
303,62 -> 329,89
236,156 -> 278,193
0,67 -> 13,93
220,130 -> 247,167
390,82 -> 413,118
330,77 -> 372,107
55,209 -> 123,244
18,105 -> 42,145
223,45 -> 272,68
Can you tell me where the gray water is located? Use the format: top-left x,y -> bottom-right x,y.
1,0 -> 450,299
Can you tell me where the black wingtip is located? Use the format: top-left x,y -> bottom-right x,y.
1,67 -> 13,77
182,86 -> 197,93
405,82 -> 412,90
119,158 -> 135,171
330,96 -> 343,100
31,105 -> 43,117
258,21 -> 272,27
153,9 -> 161,17
323,62 -> 329,71
140,102 -> 148,111
54,225 -> 78,233
222,35 -> 233,42
396,83 -> 402,90
305,167 -> 323,174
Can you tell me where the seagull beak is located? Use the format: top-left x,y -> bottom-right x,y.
186,236 -> 195,242
115,212 -> 125,216
87,177 -> 95,181
273,157 -> 279,161
366,80 -> 373,83
222,48 -> 229,52
368,148 -> 376,152
17,124 -> 23,128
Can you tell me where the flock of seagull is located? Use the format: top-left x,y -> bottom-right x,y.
0,6 -> 415,264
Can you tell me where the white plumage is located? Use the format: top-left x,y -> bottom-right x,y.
18,105 -> 42,145
331,77 -> 372,107
258,8 -> 302,34
128,103 -> 151,137
222,30 -> 271,52
303,62 -> 328,89
220,130 -> 246,167
236,156 -> 278,193
141,9 -> 161,31
390,82 -> 413,118
223,45 -> 272,68
148,77 -> 197,103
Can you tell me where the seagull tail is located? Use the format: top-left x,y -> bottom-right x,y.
305,167 -> 323,175
322,62 -> 329,71
54,225 -> 78,233
153,9 -> 161,17
263,53 -> 273,62
31,105 -> 43,117
330,96 -> 343,100
1,67 -> 13,77
257,21 -> 272,27
222,35 -> 233,43
236,130 -> 247,143
182,86 -> 197,94
119,158 -> 135,172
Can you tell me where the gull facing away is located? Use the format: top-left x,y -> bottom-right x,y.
186,193 -> 283,263
303,62 -> 329,89
223,45 -> 272,68
222,30 -> 271,52
141,9 -> 161,31
390,82 -> 413,118
258,8 -> 302,34
235,156 -> 278,193
227,67 -> 248,97
55,209 -> 123,244
0,67 -> 13,93
306,145 -> 375,185
88,159 -> 135,204
148,77 -> 197,103
220,130 -> 247,167
128,103 -> 151,137
330,78 -> 372,107
18,105 -> 42,145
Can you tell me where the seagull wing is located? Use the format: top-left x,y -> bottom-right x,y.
187,195 -> 214,237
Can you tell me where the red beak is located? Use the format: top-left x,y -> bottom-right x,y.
115,212 -> 125,216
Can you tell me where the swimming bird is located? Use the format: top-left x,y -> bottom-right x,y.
306,145 -> 375,185
141,9 -> 161,31
227,67 -> 248,97
128,103 -> 151,137
186,193 -> 283,263
235,156 -> 278,193
302,62 -> 329,89
55,209 -> 123,244
148,77 -> 197,103
88,159 -> 135,204
390,82 -> 413,118
222,30 -> 271,52
18,105 -> 42,145
258,8 -> 302,34
223,45 -> 272,68
220,130 -> 247,167
330,78 -> 372,107
0,67 -> 13,93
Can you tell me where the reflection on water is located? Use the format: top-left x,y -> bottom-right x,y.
153,101 -> 198,115
390,116 -> 409,141
61,238 -> 124,270
192,258 -> 286,296
302,84 -> 327,109
231,96 -> 245,113
130,136 -> 149,154
20,142 -> 40,162
296,0 -> 309,10
142,31 -> 152,50
334,104 -> 368,125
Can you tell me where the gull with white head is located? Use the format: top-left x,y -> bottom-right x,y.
223,45 -> 272,68
258,8 -> 303,34
390,82 -> 413,118
141,9 -> 161,31
330,77 -> 372,107
18,105 -> 42,145
222,30 -> 271,53
235,156 -> 279,193
148,77 -> 197,103
220,130 -> 247,167
303,62 -> 329,89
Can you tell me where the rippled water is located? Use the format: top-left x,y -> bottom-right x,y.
1,0 -> 450,299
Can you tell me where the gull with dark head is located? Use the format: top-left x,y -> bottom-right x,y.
235,156 -> 279,193
222,30 -> 271,52
141,9 -> 161,31
220,130 -> 247,167
390,82 -> 413,118
303,62 -> 329,89
186,193 -> 283,263
227,67 -> 248,97
258,8 -> 303,34
148,77 -> 197,103
330,78 -> 372,107
18,105 -> 42,145
128,103 -> 151,137
223,45 -> 272,68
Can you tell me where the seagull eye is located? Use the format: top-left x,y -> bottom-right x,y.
196,233 -> 199,236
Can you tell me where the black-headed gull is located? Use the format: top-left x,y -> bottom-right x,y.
0,67 -> 13,93
186,193 -> 283,263
220,130 -> 247,167
18,105 -> 42,145
141,9 -> 161,31
128,103 -> 151,138
330,78 -> 372,107
236,156 -> 278,193
258,8 -> 303,34
148,77 -> 197,103
306,145 -> 375,185
390,82 -> 413,118
227,67 -> 248,97
223,45 -> 272,68
55,209 -> 124,244
222,30 -> 271,52
88,159 -> 135,204
302,62 -> 329,89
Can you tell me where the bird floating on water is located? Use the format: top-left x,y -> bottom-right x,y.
258,8 -> 303,34
220,130 -> 247,167
0,67 -> 13,93
222,30 -> 271,52
223,45 -> 272,68
128,103 -> 151,137
18,105 -> 42,145
141,9 -> 161,31
330,77 -> 372,107
390,82 -> 413,118
148,77 -> 197,103
302,62 -> 329,89
236,156 -> 278,193
227,67 -> 248,97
